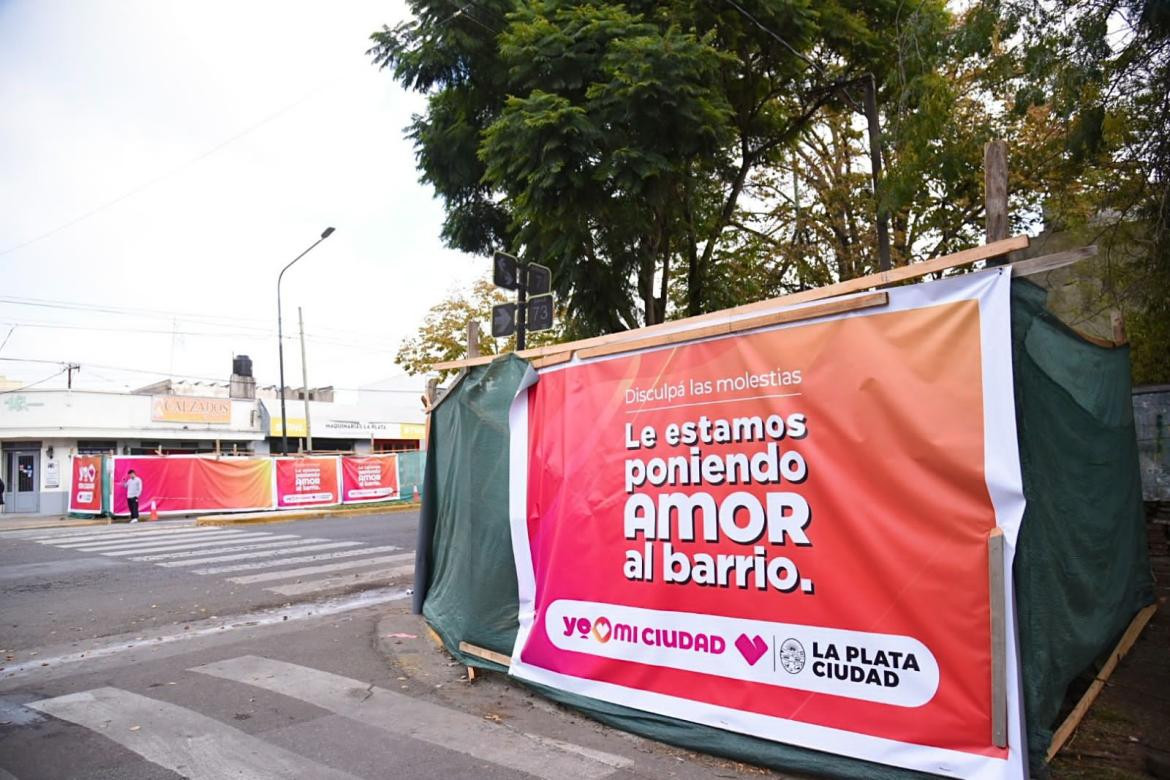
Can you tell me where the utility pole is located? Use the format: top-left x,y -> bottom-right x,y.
862,74 -> 891,272
298,306 -> 312,453
516,263 -> 528,351
66,363 -> 80,389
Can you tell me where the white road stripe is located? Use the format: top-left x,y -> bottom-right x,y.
45,527 -> 242,546
227,553 -> 416,584
58,530 -> 248,550
157,541 -> 362,567
26,525 -> 203,543
96,533 -> 291,556
28,687 -> 356,780
194,656 -> 627,780
2,589 -> 409,682
265,565 -> 414,596
131,537 -> 334,562
190,545 -> 402,575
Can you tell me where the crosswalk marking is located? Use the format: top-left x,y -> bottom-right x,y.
97,533 -> 298,556
156,540 -> 362,567
54,529 -> 244,548
227,553 -> 415,584
131,537 -> 334,562
62,532 -> 272,554
29,687 -> 357,780
20,522 -> 414,600
193,656 -> 629,779
24,524 -> 203,543
265,565 -> 415,596
190,545 -> 403,575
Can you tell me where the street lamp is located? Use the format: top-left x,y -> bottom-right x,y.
277,227 -> 335,455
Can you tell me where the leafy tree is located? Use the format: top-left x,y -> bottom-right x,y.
395,278 -> 563,380
371,0 -> 939,336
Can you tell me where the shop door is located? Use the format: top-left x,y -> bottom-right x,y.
3,451 -> 39,513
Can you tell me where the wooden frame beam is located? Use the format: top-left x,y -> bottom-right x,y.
430,235 -> 1028,372
1046,603 -> 1158,762
459,640 -> 513,668
576,292 -> 887,361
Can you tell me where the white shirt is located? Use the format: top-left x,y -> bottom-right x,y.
126,476 -> 143,499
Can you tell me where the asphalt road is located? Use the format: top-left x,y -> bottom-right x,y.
0,512 -> 779,779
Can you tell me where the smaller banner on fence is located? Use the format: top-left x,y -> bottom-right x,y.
68,455 -> 103,514
341,455 -> 399,503
275,457 -> 340,508
112,456 -> 274,516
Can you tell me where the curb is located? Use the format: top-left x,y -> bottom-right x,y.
196,502 -> 421,527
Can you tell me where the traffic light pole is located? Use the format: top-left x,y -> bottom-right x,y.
516,261 -> 528,351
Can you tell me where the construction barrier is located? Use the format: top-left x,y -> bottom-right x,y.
415,273 -> 1154,779
68,451 -> 425,517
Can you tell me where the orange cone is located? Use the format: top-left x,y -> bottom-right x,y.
149,500 -> 159,521
412,485 -> 420,503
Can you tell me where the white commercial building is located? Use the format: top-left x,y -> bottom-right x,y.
0,370 -> 426,516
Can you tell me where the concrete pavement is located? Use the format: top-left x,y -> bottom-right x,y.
0,510 -> 783,779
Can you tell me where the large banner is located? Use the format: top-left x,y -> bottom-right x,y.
341,455 -> 399,503
68,455 -> 103,514
111,456 -> 273,516
508,271 -> 1027,778
275,457 -> 340,508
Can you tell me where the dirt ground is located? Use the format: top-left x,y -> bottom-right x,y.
1049,504 -> 1170,779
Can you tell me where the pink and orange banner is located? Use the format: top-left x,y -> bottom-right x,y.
275,457 -> 340,508
341,455 -> 399,503
68,455 -> 103,514
112,456 -> 273,516
508,271 -> 1027,778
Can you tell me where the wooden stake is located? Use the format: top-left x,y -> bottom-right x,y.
458,641 -> 512,668
1046,603 -> 1158,762
985,140 -> 1009,267
1111,309 -> 1127,345
988,528 -> 1007,748
467,320 -> 480,358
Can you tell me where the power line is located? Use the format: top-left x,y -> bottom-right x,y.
0,368 -> 68,394
722,0 -> 825,75
0,318 -> 399,353
0,295 -> 403,346
0,75 -> 343,259
0,356 -> 422,394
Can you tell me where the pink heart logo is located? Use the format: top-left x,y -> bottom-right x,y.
735,634 -> 768,666
592,617 -> 612,643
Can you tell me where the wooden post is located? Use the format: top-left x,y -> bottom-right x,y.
467,320 -> 480,358
988,529 -> 1008,748
1111,309 -> 1127,345
422,377 -> 439,452
985,140 -> 1009,266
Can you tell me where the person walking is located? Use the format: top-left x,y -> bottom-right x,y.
0,473 -> 6,513
124,469 -> 143,523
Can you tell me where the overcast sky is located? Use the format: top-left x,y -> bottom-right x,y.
0,0 -> 478,400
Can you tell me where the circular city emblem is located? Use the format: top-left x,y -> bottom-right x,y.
779,638 -> 806,674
